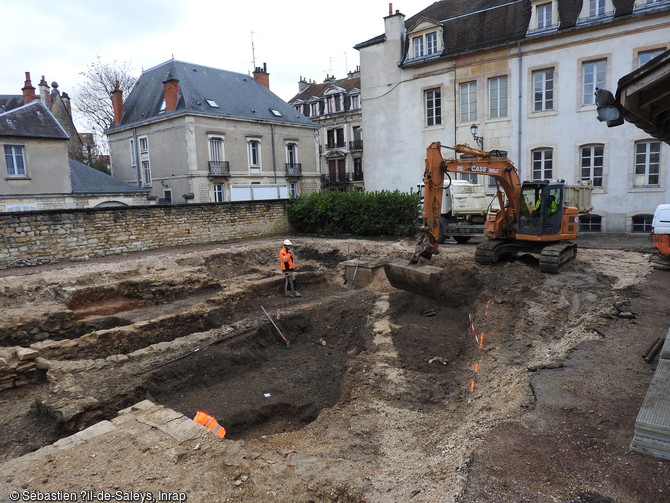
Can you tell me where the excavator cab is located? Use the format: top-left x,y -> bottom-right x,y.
518,182 -> 565,238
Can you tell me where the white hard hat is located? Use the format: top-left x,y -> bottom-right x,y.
283,239 -> 292,246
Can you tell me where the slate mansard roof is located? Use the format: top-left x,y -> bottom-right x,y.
355,0 -> 640,60
109,60 -> 318,131
0,100 -> 69,140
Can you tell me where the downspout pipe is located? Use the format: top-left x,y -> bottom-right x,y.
271,124 -> 277,183
517,42 -> 523,179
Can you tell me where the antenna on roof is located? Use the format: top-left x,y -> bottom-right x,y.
251,32 -> 256,69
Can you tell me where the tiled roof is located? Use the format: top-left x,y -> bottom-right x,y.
109,60 -> 318,131
289,75 -> 361,104
69,159 -> 149,194
0,100 -> 69,139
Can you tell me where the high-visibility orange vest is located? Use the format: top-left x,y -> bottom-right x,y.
279,247 -> 294,271
193,411 -> 226,438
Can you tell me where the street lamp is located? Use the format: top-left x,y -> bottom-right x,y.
470,124 -> 484,149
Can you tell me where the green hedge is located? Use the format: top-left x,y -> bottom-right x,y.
287,190 -> 420,237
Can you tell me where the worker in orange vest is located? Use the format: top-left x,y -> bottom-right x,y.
279,239 -> 301,297
192,410 -> 227,438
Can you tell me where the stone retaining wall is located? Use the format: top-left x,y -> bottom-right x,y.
0,200 -> 291,269
0,347 -> 48,391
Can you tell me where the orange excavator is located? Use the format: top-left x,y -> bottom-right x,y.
385,142 -> 580,297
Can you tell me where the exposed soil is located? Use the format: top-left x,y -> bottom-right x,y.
0,234 -> 668,503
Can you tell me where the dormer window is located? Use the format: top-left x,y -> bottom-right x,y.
578,0 -> 615,24
528,0 -> 559,35
411,31 -> 438,58
406,20 -> 442,62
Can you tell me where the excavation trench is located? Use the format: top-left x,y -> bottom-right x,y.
1,242 -> 490,463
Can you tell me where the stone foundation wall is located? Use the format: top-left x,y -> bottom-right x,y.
0,347 -> 48,391
0,200 -> 291,269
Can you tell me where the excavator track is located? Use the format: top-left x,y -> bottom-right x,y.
539,241 -> 577,274
474,239 -> 507,265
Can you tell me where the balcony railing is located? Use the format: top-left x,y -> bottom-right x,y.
321,173 -> 352,184
325,141 -> 346,150
208,161 -> 230,176
286,163 -> 302,177
349,140 -> 363,151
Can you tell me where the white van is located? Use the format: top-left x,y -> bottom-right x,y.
651,204 -> 670,255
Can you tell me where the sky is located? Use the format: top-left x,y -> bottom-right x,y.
3,0 -> 432,127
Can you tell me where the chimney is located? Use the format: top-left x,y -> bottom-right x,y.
162,75 -> 179,113
389,3 -> 392,16
22,72 -> 38,104
61,92 -> 72,116
111,80 -> 123,126
298,76 -> 310,93
38,76 -> 51,107
253,63 -> 270,89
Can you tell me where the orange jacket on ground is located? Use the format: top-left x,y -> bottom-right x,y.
279,247 -> 294,271
193,410 -> 226,438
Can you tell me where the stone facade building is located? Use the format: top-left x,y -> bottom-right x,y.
289,69 -> 364,191
355,0 -> 670,232
106,60 -> 320,205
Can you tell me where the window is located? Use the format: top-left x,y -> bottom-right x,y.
286,143 -> 298,166
532,148 -> 553,179
489,76 -> 508,119
426,32 -> 438,55
580,214 -> 602,232
310,102 -> 319,117
425,88 -> 442,126
213,184 -> 225,202
634,140 -> 660,186
139,136 -> 149,152
270,109 -> 282,117
129,138 -> 136,168
632,214 -> 654,232
205,99 -> 219,108
537,3 -> 553,29
325,94 -> 342,114
209,136 -> 224,163
289,182 -> 298,199
533,69 -> 554,112
582,59 -> 606,106
326,128 -> 345,149
460,81 -> 477,122
163,189 -> 172,204
4,145 -> 26,176
580,144 -> 604,187
412,36 -> 424,58
589,0 -> 606,16
247,139 -> 261,168
141,160 -> 152,187
411,31 -> 439,58
638,48 -> 665,67
351,94 -> 361,110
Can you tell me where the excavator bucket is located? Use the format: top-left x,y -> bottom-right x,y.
384,260 -> 444,298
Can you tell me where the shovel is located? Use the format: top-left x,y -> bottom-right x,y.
261,305 -> 290,348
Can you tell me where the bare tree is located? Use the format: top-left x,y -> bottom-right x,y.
73,57 -> 138,153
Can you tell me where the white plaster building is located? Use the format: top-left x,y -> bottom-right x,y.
355,0 -> 670,232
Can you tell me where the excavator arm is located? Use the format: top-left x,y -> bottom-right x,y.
385,142 -> 522,297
